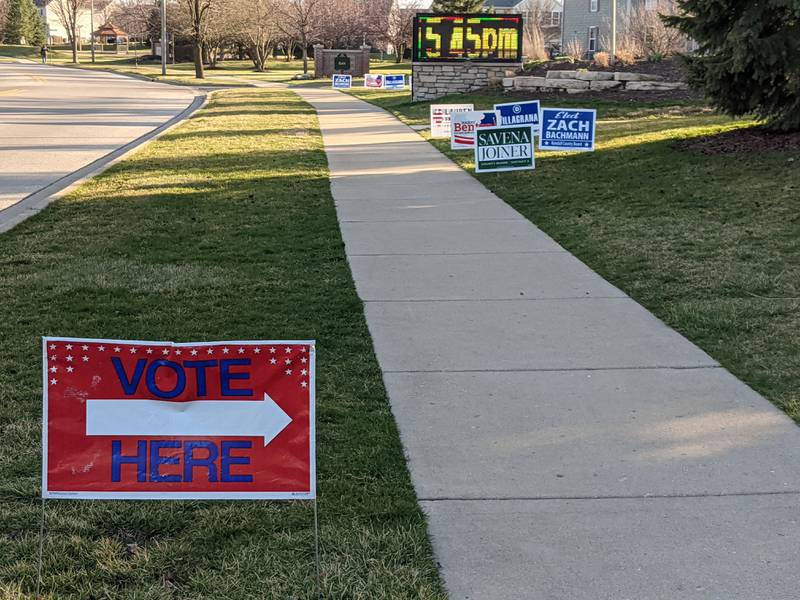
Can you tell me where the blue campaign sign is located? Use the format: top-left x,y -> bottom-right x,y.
384,74 -> 406,90
539,108 -> 597,151
332,74 -> 352,89
493,100 -> 540,134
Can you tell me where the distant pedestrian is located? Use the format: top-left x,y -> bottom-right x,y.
40,46 -> 48,64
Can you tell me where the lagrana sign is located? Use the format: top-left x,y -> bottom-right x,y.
42,337 -> 315,500
413,13 -> 523,63
474,124 -> 535,173
494,100 -> 541,135
384,74 -> 406,90
539,108 -> 597,151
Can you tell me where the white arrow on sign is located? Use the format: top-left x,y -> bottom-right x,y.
85,393 -> 292,446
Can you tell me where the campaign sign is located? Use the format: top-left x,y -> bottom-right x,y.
494,100 -> 541,135
332,74 -> 352,89
539,108 -> 596,151
384,74 -> 406,90
364,74 -> 384,88
430,103 -> 474,138
474,124 -> 535,173
451,110 -> 501,150
42,337 -> 315,500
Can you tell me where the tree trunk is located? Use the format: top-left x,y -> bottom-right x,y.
194,42 -> 204,78
71,34 -> 78,63
301,36 -> 308,74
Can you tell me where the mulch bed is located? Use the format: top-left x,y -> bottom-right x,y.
674,126 -> 800,155
524,56 -> 687,81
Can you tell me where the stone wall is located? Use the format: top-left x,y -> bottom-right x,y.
502,70 -> 688,93
412,62 -> 518,102
314,46 -> 371,78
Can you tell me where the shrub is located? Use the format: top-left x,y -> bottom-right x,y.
615,47 -> 636,65
593,51 -> 610,68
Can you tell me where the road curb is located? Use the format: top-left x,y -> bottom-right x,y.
0,90 -> 210,234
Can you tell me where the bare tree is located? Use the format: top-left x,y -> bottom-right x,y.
385,0 -> 418,62
623,0 -> 685,57
51,0 -> 90,62
277,0 -> 321,75
228,0 -> 278,71
521,0 -> 557,61
182,0 -> 218,78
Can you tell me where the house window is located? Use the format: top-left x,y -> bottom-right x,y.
590,0 -> 599,12
542,11 -> 562,27
588,26 -> 599,52
645,0 -> 657,8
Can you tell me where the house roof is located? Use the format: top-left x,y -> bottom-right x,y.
483,0 -> 525,8
95,23 -> 128,37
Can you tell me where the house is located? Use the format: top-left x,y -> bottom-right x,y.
560,0 -> 687,58
34,0 -> 116,45
483,0 -> 564,51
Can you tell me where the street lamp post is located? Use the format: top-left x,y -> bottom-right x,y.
611,0 -> 617,64
161,0 -> 167,76
90,0 -> 96,63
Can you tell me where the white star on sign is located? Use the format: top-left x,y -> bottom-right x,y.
254,348 -> 261,354
301,381 -> 308,388
191,349 -> 198,356
66,366 -> 74,373
50,366 -> 57,373
49,344 -> 56,350
270,358 -> 277,365
285,369 -> 292,375
146,348 -> 153,355
66,344 -> 73,350
300,357 -> 307,364
269,347 -> 276,354
207,348 -> 214,354
114,346 -> 121,352
301,369 -> 307,376
284,347 -> 292,353
238,347 -> 245,354
98,346 -> 105,352
50,378 -> 57,385
50,355 -> 56,361
81,344 -> 89,351
65,355 -> 73,362
300,347 -> 307,353
162,349 -> 169,356
222,348 -> 230,354
129,347 -> 137,354
285,359 -> 292,365
175,349 -> 182,356
82,356 -> 89,362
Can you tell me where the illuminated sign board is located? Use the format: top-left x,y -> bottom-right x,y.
413,13 -> 523,63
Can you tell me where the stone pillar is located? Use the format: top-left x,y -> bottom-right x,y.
313,44 -> 324,79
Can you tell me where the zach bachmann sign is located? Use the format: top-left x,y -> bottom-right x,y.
474,124 -> 535,173
540,108 -> 596,151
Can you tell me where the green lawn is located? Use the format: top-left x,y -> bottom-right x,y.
349,88 -> 800,423
0,88 -> 444,599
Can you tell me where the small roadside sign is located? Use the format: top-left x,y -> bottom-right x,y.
474,124 -> 535,173
493,100 -> 541,135
332,74 -> 352,89
430,103 -> 475,138
451,110 -> 501,150
539,108 -> 597,151
384,74 -> 406,90
364,74 -> 384,88
42,337 -> 315,500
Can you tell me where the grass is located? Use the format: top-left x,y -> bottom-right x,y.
349,87 -> 800,423
0,88 -> 444,599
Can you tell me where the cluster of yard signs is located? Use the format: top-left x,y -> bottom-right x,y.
430,101 -> 596,173
332,73 -> 408,90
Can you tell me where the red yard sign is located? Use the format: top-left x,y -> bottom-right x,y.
42,338 -> 315,500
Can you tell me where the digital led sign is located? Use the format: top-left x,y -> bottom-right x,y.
413,13 -> 523,63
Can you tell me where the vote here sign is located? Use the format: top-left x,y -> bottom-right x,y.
42,337 -> 315,500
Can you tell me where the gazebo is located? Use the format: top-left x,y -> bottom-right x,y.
93,23 -> 129,54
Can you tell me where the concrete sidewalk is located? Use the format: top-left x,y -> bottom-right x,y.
293,86 -> 800,599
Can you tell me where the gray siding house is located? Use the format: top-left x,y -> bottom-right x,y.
561,0 -> 662,58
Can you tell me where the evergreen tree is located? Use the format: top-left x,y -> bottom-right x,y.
666,1 -> 800,131
2,0 -> 43,45
430,0 -> 484,13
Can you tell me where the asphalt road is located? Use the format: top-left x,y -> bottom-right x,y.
0,61 -> 197,212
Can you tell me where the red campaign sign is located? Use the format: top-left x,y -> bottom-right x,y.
42,337 -> 315,500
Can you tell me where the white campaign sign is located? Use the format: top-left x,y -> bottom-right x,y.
430,103 -> 474,138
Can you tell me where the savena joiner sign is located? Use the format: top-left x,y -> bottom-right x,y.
42,337 -> 315,500
474,124 -> 535,173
